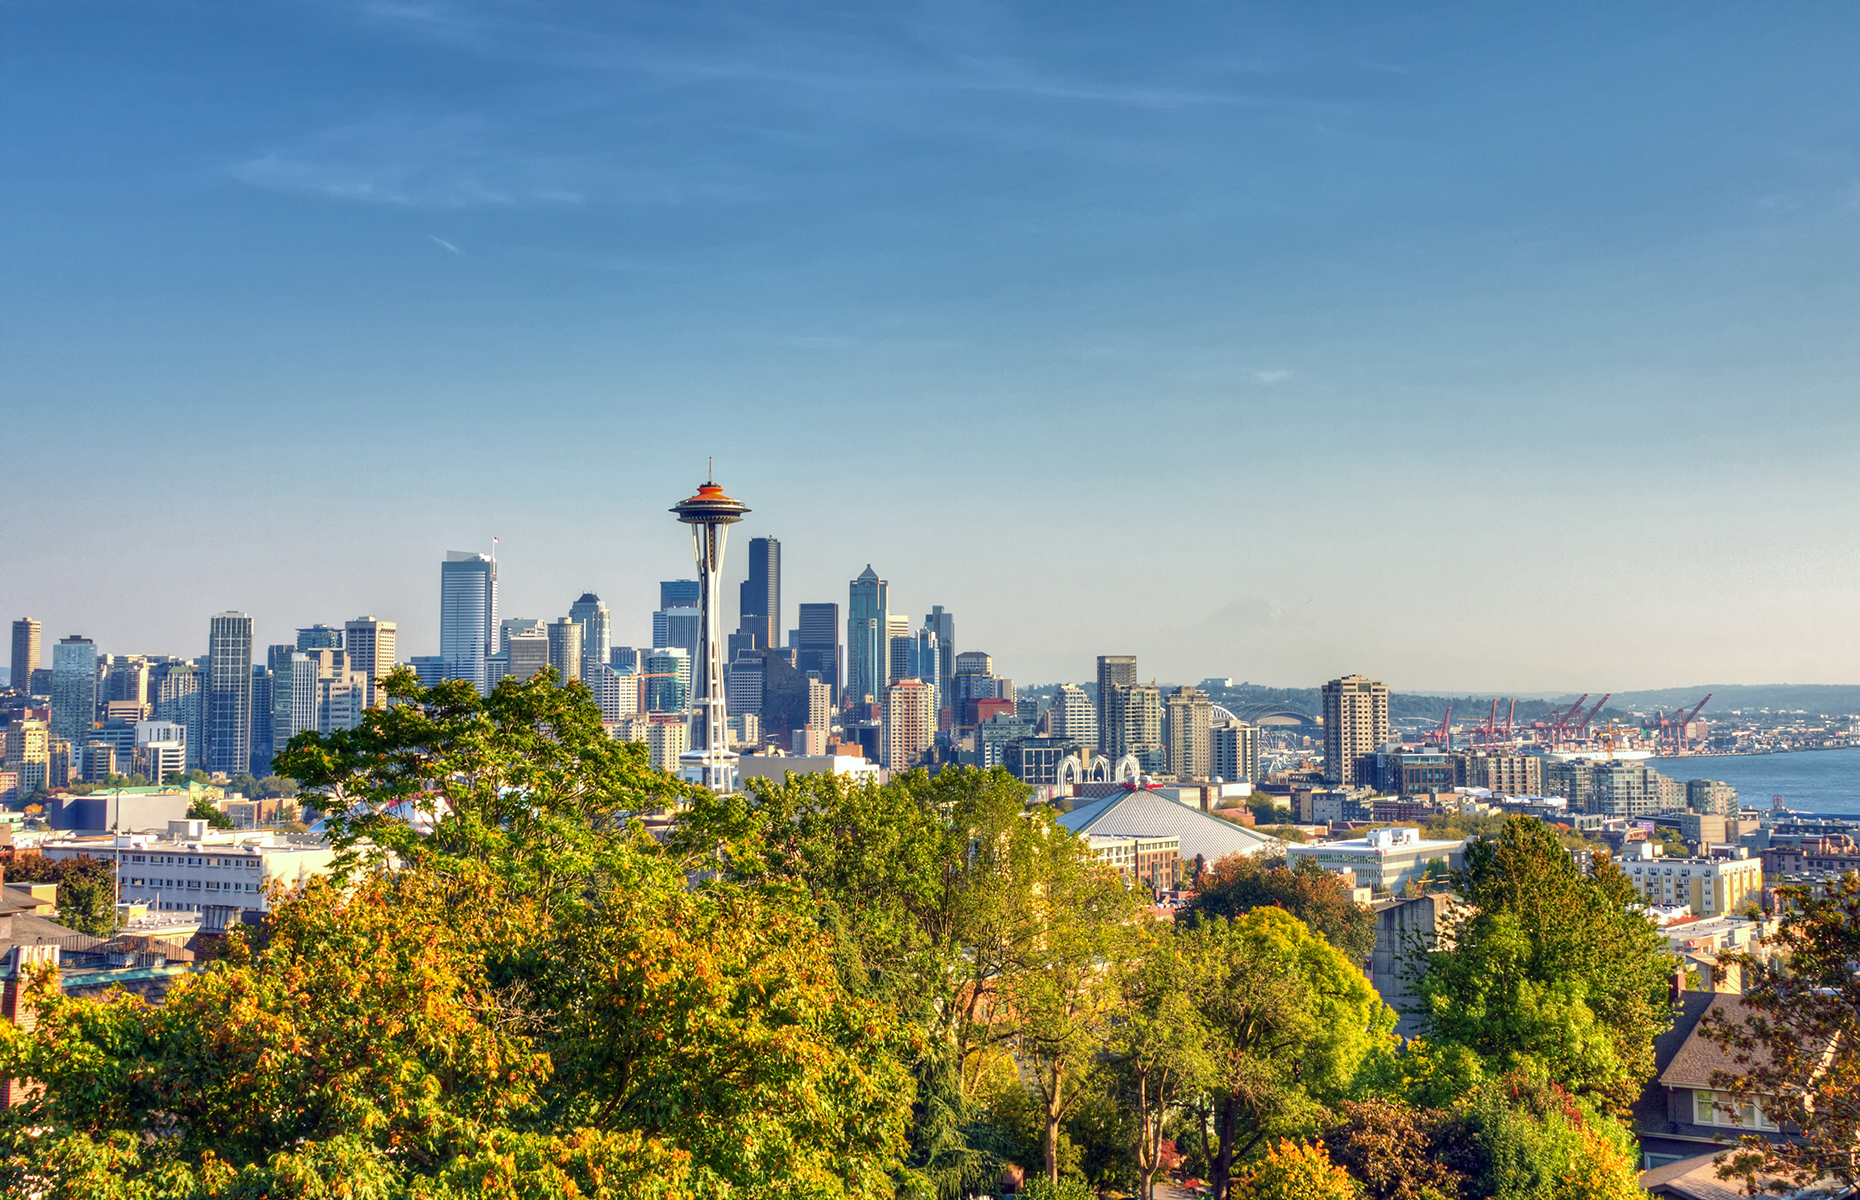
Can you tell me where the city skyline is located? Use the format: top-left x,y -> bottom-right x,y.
7,5 -> 1860,689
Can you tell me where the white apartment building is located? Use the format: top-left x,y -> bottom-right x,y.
38,821 -> 335,915
1285,825 -> 1465,893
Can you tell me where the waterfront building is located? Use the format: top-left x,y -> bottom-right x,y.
1457,751 -> 1542,797
50,635 -> 99,746
1320,675 -> 1388,786
205,613 -> 253,777
440,550 -> 498,694
847,566 -> 888,708
1620,845 -> 1762,917
1687,779 -> 1739,816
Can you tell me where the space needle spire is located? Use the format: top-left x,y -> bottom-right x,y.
670,471 -> 749,793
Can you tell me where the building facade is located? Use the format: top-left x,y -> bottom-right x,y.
1620,847 -> 1762,918
50,635 -> 98,746
343,616 -> 397,710
796,602 -> 840,703
737,537 -> 781,651
1165,685 -> 1213,781
8,619 -> 40,695
1049,683 -> 1098,751
1211,721 -> 1260,785
546,618 -> 583,685
1687,779 -> 1738,815
567,594 -> 611,678
883,678 -> 935,771
1320,674 -> 1388,786
440,551 -> 498,694
1096,655 -> 1137,759
204,613 -> 253,778
847,566 -> 888,707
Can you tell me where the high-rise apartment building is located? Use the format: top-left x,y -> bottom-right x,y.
847,566 -> 888,707
1165,686 -> 1214,781
1211,721 -> 1260,785
1096,656 -> 1137,759
883,678 -> 936,771
1121,683 -> 1165,773
155,662 -> 203,768
1049,683 -> 1098,751
4,718 -> 49,797
568,594 -> 611,676
205,612 -> 254,777
546,618 -> 583,685
271,652 -> 320,753
50,635 -> 99,746
441,550 -> 498,694
1320,674 -> 1388,786
106,656 -> 151,707
737,537 -> 780,651
1687,779 -> 1738,816
344,616 -> 397,709
796,602 -> 840,701
10,619 -> 41,694
296,624 -> 343,651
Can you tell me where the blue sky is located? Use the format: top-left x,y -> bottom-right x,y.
4,1 -> 1860,691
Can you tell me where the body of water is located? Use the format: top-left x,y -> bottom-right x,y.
1649,747 -> 1860,817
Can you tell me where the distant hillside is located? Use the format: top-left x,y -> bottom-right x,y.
1576,685 -> 1860,716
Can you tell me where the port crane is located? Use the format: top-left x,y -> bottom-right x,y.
1547,695 -> 1588,747
1572,693 -> 1611,741
1667,693 -> 1712,755
1423,705 -> 1453,748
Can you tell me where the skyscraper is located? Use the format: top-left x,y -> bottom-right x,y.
568,594 -> 611,675
737,537 -> 780,651
1096,655 -> 1137,759
1212,721 -> 1260,785
1165,686 -> 1213,781
1121,682 -> 1165,773
883,677 -> 936,771
155,661 -> 203,768
1049,683 -> 1098,751
205,612 -> 254,777
796,602 -> 840,702
546,618 -> 583,685
924,606 -> 954,721
1321,674 -> 1389,786
670,478 -> 749,792
660,580 -> 700,610
10,619 -> 41,694
50,635 -> 98,746
344,616 -> 397,709
441,550 -> 498,694
296,624 -> 343,651
847,566 -> 888,707
644,647 -> 692,712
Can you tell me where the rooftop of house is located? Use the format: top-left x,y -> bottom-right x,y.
1659,994 -> 1773,1090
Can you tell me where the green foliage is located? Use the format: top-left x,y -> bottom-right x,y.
256,774 -> 299,797
1180,907 -> 1396,1198
1021,1176 -> 1096,1200
0,671 -> 911,1199
1260,824 -> 1307,843
1701,871 -> 1860,1194
1438,1074 -> 1641,1200
186,796 -> 234,830
1418,817 -> 1674,1111
7,853 -> 116,936
1182,852 -> 1377,961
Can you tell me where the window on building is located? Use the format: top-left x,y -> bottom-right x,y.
1694,1090 -> 1776,1130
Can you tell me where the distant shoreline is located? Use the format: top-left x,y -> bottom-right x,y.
1650,745 -> 1860,760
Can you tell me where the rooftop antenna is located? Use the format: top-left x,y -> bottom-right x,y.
708,456 -> 714,483
491,535 -> 498,564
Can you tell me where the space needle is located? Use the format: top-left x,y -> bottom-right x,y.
671,469 -> 748,793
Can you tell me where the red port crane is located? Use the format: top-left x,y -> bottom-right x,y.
1503,698 -> 1516,744
1574,693 -> 1611,740
1424,705 -> 1453,747
1671,693 -> 1712,755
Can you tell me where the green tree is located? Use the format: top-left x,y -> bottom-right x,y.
1181,907 -> 1395,1199
1108,926 -> 1214,1200
1181,852 -> 1376,961
228,772 -> 260,798
186,796 -> 234,830
6,854 -> 116,936
1699,872 -> 1860,1195
0,669 -> 915,1198
256,774 -> 298,797
1417,817 -> 1674,1111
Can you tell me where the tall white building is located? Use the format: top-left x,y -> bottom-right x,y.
343,616 -> 397,710
1049,683 -> 1099,751
884,678 -> 936,771
546,618 -> 583,685
1321,674 -> 1388,787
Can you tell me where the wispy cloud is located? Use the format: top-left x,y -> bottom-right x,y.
428,234 -> 462,254
1254,368 -> 1294,384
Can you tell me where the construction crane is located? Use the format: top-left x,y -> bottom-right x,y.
1574,693 -> 1611,740
1671,693 -> 1712,755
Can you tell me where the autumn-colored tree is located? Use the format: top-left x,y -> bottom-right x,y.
1321,1099 -> 1462,1200
1182,851 -> 1377,961
0,670 -> 914,1199
1699,872 -> 1860,1195
1229,1140 -> 1359,1200
6,852 -> 116,935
